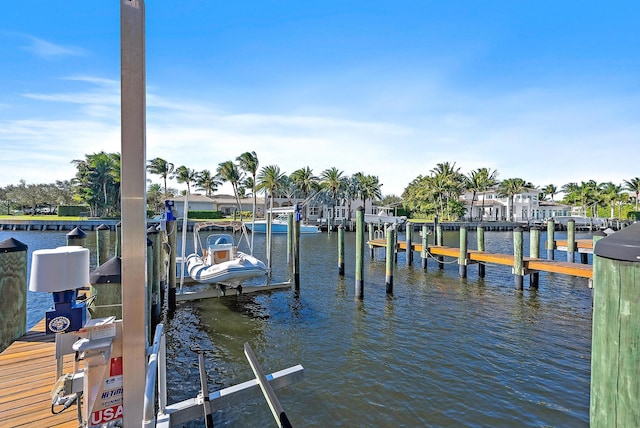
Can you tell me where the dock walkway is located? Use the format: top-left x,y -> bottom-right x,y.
369,240 -> 593,279
0,320 -> 77,427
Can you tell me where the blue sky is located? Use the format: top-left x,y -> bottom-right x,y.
1,1 -> 638,196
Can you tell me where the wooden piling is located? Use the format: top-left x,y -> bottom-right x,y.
146,237 -> 153,344
338,225 -> 345,276
96,223 -> 110,266
513,227 -> 524,290
405,222 -> 413,266
436,222 -> 444,269
368,223 -> 375,258
421,224 -> 428,270
386,226 -> 395,294
567,219 -> 576,263
546,219 -> 555,261
89,256 -> 122,319
590,223 -> 640,427
287,213 -> 293,267
529,227 -> 540,288
355,207 -> 364,299
459,226 -> 468,278
115,221 -> 122,258
147,226 -> 161,329
0,238 -> 28,353
477,225 -> 485,278
293,213 -> 300,291
66,226 -> 87,247
167,219 -> 177,313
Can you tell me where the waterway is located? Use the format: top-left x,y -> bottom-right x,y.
1,228 -> 593,427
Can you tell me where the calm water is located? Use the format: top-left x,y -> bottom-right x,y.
2,228 -> 593,427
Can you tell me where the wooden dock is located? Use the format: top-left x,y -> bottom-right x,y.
0,319 -> 77,428
368,240 -> 593,279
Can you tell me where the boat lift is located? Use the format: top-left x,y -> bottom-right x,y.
145,325 -> 304,427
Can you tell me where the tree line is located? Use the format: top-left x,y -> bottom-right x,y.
1,153 -> 638,221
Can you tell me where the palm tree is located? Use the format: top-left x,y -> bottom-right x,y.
356,173 -> 383,216
217,160 -> 244,216
196,169 -> 221,197
72,151 -> 120,216
561,182 -> 580,207
497,178 -> 529,221
146,157 -> 174,198
320,167 -> 346,223
172,165 -> 197,194
624,177 -> 640,211
599,182 -> 623,219
465,168 -> 499,221
543,184 -> 558,201
290,166 -> 319,220
257,165 -> 285,209
236,151 -> 259,220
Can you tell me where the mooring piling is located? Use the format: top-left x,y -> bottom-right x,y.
546,219 -> 555,261
0,238 -> 27,354
421,224 -> 428,270
436,222 -> 444,269
567,219 -> 576,263
167,218 -> 177,313
405,223 -> 413,266
96,223 -> 110,266
66,226 -> 87,248
477,225 -> 486,278
386,226 -> 395,294
338,225 -> 345,276
530,227 -> 540,288
293,212 -> 300,291
513,227 -> 524,291
355,207 -> 365,299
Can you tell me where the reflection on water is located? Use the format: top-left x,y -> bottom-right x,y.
3,228 -> 592,427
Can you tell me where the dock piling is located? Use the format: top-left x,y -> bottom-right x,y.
293,213 -> 300,291
477,225 -> 485,278
96,223 -> 110,266
355,208 -> 365,299
530,227 -> 540,288
421,224 -> 428,270
567,219 -> 576,263
436,222 -> 444,269
66,227 -> 87,248
459,226 -> 468,278
405,223 -> 413,266
0,238 -> 28,353
338,225 -> 345,276
386,226 -> 395,294
513,227 -> 524,291
546,219 -> 555,261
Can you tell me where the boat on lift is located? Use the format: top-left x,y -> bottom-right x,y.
185,223 -> 267,285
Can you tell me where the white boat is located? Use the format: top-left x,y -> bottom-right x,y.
246,214 -> 320,234
186,227 -> 267,285
364,209 -> 407,225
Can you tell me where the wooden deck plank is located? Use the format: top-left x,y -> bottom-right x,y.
0,322 -> 78,428
368,239 -> 593,279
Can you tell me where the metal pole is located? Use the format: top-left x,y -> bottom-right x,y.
386,226 -> 395,294
338,225 -> 345,276
120,1 -> 147,425
355,207 -> 365,299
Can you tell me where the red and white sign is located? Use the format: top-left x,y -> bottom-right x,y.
90,404 -> 123,426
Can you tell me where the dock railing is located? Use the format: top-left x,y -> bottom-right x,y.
143,323 -> 166,428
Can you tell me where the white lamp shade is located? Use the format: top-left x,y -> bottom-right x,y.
29,246 -> 90,293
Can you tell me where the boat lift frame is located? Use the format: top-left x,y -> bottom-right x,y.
144,325 -> 304,427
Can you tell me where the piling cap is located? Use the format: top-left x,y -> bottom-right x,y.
147,225 -> 159,234
594,222 -> 640,262
97,224 -> 109,231
90,256 -> 122,284
0,237 -> 28,253
67,227 -> 87,239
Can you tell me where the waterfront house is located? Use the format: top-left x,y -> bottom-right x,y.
461,188 -> 571,222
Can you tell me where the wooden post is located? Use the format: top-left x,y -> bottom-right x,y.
66,227 -> 87,248
477,225 -> 485,278
355,207 -> 365,299
421,224 -> 428,270
567,219 -> 576,263
513,227 -> 524,290
89,256 -> 123,319
293,212 -> 300,291
0,238 -> 28,353
115,221 -> 122,258
546,219 -> 555,260
529,227 -> 540,288
287,213 -> 293,267
405,222 -> 413,266
338,225 -> 345,276
147,226 -> 161,329
459,226 -> 468,278
590,223 -> 640,427
368,223 -> 375,259
436,222 -> 444,269
146,238 -> 153,344
386,226 -> 395,294
167,219 -> 177,313
96,223 -> 111,266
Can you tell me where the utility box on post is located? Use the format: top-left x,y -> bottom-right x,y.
590,222 -> 640,427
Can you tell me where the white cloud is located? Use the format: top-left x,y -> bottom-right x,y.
22,35 -> 87,59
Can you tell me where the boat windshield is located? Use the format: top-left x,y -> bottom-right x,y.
206,234 -> 235,249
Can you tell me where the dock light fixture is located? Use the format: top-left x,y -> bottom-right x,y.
29,246 -> 90,334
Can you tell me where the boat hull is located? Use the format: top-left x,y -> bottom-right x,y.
245,221 -> 320,234
186,252 -> 267,285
